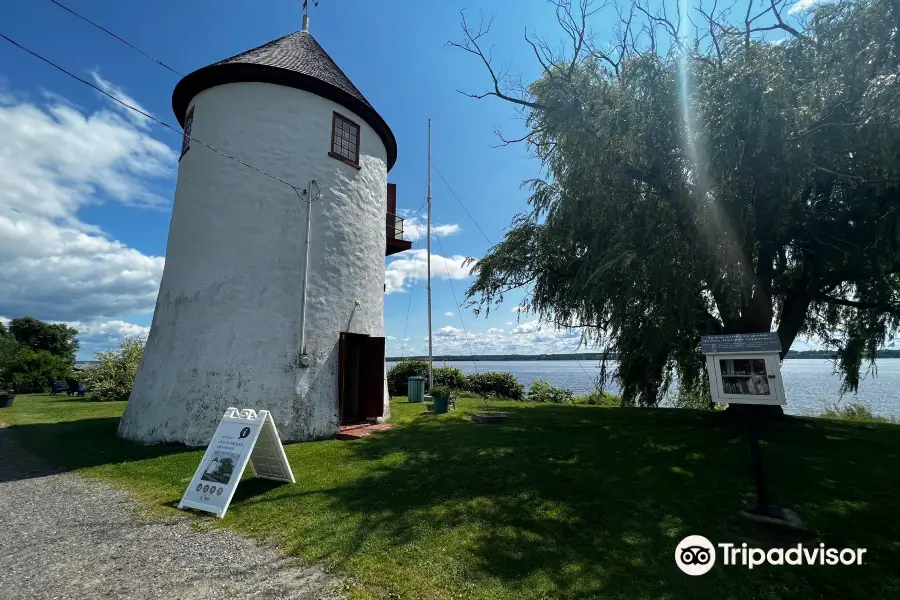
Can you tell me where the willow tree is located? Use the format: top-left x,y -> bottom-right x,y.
452,0 -> 900,406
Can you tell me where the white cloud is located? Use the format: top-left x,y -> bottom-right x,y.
90,72 -> 154,130
70,319 -> 150,359
436,325 -> 463,337
0,80 -> 174,323
506,321 -> 514,326
402,218 -> 461,241
385,249 -> 476,294
444,311 -> 454,317
512,305 -> 526,313
401,320 -> 594,356
513,320 -> 542,334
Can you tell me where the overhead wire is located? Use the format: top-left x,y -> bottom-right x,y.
431,161 -> 594,382
398,200 -> 428,358
0,32 -> 318,203
394,197 -> 434,358
434,232 -> 480,374
400,239 -> 416,358
47,0 -> 184,76
432,163 -> 494,246
10,6 -> 593,384
3,23 -> 430,361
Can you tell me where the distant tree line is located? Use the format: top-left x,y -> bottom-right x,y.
387,353 -> 607,362
391,350 -> 900,362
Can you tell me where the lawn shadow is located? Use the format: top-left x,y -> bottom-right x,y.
308,403 -> 900,599
3,417 -> 191,482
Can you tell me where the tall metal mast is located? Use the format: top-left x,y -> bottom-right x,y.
427,119 -> 433,388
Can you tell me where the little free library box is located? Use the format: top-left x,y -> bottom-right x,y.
700,332 -> 787,406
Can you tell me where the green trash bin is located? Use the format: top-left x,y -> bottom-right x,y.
408,377 -> 426,403
432,394 -> 450,414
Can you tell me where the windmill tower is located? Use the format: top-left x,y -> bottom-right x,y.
118,14 -> 409,445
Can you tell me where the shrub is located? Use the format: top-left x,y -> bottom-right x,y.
466,371 -> 524,400
527,380 -> 574,403
387,361 -> 469,396
80,337 -> 145,402
433,365 -> 468,391
0,335 -> 21,378
667,378 -> 721,411
387,359 -> 430,396
820,402 -> 893,423
428,385 -> 453,398
1,345 -> 72,393
572,390 -> 622,406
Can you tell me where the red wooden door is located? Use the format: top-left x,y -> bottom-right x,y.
360,336 -> 386,419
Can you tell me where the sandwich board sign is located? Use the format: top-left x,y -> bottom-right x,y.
179,407 -> 295,518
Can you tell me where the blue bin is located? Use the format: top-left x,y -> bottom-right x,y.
408,377 -> 426,403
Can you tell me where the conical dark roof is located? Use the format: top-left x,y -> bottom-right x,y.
172,31 -> 396,170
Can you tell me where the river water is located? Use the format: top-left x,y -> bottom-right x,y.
388,358 -> 900,419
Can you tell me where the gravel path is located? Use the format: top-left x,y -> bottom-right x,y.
0,428 -> 343,600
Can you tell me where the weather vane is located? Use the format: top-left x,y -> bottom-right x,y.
302,0 -> 319,16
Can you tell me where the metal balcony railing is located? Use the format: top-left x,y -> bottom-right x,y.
386,213 -> 405,241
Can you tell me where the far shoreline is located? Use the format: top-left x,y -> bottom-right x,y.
388,351 -> 900,362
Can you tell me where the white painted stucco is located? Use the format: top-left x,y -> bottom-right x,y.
118,82 -> 391,446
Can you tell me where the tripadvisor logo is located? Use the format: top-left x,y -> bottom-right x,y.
675,535 -> 867,575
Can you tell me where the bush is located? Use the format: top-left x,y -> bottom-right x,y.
387,361 -> 469,396
428,385 -> 453,398
572,390 -> 622,406
433,365 -> 468,391
820,402 -> 893,423
387,359 -> 429,396
466,371 -> 524,400
80,337 -> 145,402
527,380 -> 574,403
0,345 -> 72,392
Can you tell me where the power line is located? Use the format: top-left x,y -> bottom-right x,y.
396,199 -> 429,358
11,10 -> 591,381
47,0 -> 184,76
430,163 -> 594,381
0,32 -> 317,202
400,240 -> 417,358
434,233 -> 479,374
432,163 -> 494,246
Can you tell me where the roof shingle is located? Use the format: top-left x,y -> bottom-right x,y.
212,31 -> 375,111
171,30 -> 396,170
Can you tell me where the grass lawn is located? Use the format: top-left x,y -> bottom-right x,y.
3,394 -> 900,599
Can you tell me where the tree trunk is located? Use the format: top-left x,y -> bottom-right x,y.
777,287 -> 815,359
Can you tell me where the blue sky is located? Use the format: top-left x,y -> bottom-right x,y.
0,0 -> 819,360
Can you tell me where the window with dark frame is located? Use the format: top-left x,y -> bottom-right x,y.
329,112 -> 360,166
180,106 -> 194,159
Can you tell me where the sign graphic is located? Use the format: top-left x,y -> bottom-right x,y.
178,408 -> 295,518
700,332 -> 782,354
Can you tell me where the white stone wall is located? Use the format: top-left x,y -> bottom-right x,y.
118,82 -> 389,446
